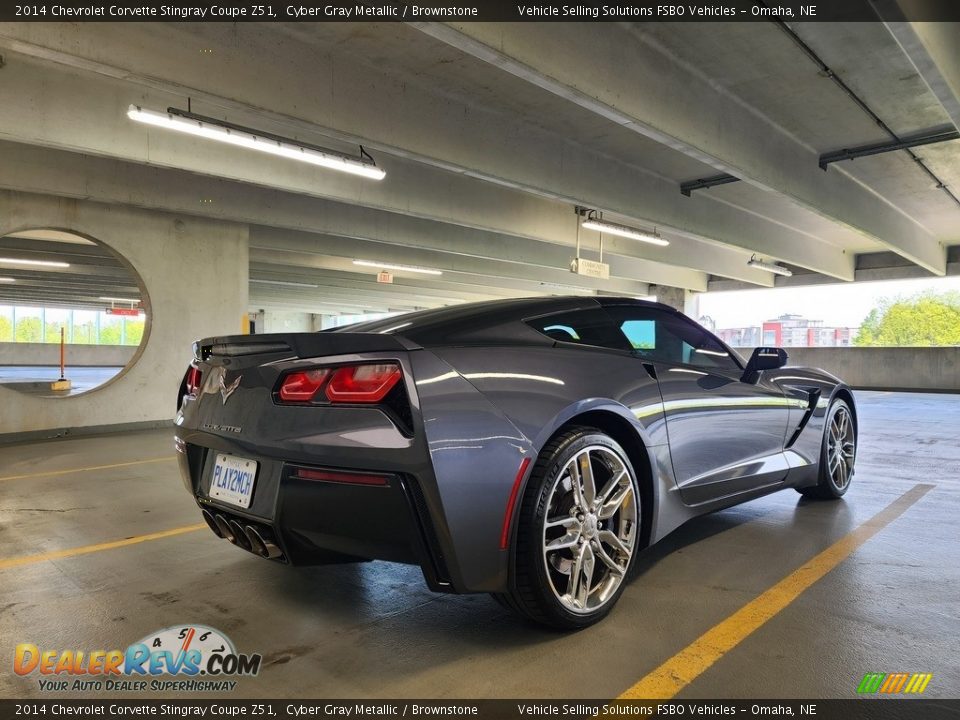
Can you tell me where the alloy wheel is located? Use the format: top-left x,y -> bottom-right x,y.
827,406 -> 855,490
541,445 -> 637,614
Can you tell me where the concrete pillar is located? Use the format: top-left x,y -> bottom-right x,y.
651,285 -> 699,318
0,190 -> 248,436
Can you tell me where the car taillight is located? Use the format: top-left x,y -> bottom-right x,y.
325,363 -> 402,403
277,362 -> 402,404
278,369 -> 330,402
186,366 -> 203,396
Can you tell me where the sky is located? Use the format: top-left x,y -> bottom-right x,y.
696,275 -> 960,330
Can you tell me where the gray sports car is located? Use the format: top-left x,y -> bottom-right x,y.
174,296 -> 857,629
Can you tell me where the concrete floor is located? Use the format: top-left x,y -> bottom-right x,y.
0,365 -> 123,396
1,391 -> 957,699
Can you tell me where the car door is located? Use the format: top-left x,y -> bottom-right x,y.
603,305 -> 792,505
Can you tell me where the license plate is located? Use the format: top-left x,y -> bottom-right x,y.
209,454 -> 258,508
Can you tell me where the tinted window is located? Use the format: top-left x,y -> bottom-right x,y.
604,306 -> 739,371
526,308 -> 629,350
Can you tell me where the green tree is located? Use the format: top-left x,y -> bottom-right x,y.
99,323 -> 122,345
855,291 -> 960,347
0,315 -> 12,342
15,317 -> 42,343
73,321 -> 95,344
45,321 -> 67,344
124,320 -> 145,346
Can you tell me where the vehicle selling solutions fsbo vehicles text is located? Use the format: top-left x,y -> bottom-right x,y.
516,5 -> 741,17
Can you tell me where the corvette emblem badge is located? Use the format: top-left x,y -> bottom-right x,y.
219,370 -> 242,405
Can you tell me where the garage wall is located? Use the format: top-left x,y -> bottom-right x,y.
0,343 -> 136,367
0,191 -> 248,438
782,347 -> 960,392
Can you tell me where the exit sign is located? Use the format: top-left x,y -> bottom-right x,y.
377,271 -> 394,284
106,307 -> 141,317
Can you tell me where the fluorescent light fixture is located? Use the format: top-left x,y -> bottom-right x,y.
748,255 -> 793,277
581,219 -> 669,246
250,279 -> 319,288
353,260 -> 443,276
0,277 -> 15,283
0,257 -> 70,268
99,296 -> 140,303
127,105 -> 386,181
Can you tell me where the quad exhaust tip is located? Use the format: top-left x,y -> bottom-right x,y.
245,525 -> 283,559
202,509 -> 283,560
228,519 -> 251,551
201,509 -> 223,538
212,514 -> 235,543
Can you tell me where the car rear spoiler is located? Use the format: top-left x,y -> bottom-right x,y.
194,332 -> 422,362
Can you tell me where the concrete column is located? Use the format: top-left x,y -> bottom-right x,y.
0,190 -> 248,436
651,285 -> 699,317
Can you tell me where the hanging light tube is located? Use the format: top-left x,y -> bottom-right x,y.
0,257 -> 70,268
353,260 -> 443,275
581,216 -> 669,246
127,105 -> 386,180
250,279 -> 320,288
748,254 -> 793,277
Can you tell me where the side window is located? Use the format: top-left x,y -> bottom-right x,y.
605,306 -> 740,371
526,308 -> 629,350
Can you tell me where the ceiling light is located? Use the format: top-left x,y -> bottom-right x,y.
353,260 -> 443,275
581,218 -> 669,246
0,257 -> 70,268
0,277 -> 15,283
250,279 -> 320,288
99,296 -> 140,303
748,254 -> 793,277
128,105 -> 386,180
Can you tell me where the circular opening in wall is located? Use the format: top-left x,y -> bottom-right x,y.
0,229 -> 150,398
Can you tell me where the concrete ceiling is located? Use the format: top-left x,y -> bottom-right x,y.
0,233 -> 141,310
0,17 -> 957,315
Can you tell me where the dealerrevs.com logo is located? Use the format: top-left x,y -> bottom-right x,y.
14,625 -> 261,693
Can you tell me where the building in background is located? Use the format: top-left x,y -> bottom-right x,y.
716,314 -> 854,348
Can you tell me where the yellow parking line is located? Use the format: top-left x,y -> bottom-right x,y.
0,456 -> 175,482
0,524 -> 206,571
619,483 -> 934,700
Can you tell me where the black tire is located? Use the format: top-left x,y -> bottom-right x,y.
492,427 -> 642,630
799,399 -> 856,500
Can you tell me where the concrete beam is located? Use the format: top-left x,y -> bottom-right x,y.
0,30 -> 834,282
248,228 -> 653,297
413,22 -> 944,275
882,17 -> 960,132
0,139 -> 707,292
252,263 -> 552,302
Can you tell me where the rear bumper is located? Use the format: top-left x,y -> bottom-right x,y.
174,431 -> 454,593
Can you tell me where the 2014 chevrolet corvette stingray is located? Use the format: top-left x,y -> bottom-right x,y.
175,297 -> 857,629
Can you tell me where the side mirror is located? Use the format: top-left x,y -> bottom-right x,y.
741,347 -> 788,384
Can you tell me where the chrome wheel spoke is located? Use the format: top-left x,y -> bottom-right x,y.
599,529 -> 631,557
592,540 -> 624,575
576,544 -> 595,608
546,532 -> 580,552
567,458 -> 586,512
565,543 -> 585,599
598,483 -> 631,520
578,452 -> 597,508
545,516 -> 579,530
